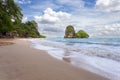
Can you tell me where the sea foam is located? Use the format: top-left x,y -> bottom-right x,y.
29,38 -> 120,80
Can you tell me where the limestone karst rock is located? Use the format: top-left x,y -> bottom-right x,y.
64,25 -> 76,38
64,25 -> 89,38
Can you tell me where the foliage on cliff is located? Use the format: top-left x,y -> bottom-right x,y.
64,25 -> 76,38
76,30 -> 89,38
0,0 -> 45,38
16,20 -> 46,38
64,25 -> 89,38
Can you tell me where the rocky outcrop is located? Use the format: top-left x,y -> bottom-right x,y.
76,30 -> 89,38
64,25 -> 89,38
64,25 -> 76,38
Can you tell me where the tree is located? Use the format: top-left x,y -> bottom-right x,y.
3,0 -> 23,24
0,12 -> 14,33
16,20 -> 46,38
0,0 -> 46,38
0,0 -> 23,37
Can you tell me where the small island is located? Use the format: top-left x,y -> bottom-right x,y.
64,25 -> 89,38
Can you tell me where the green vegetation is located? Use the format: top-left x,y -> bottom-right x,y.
64,25 -> 76,38
0,0 -> 22,33
64,25 -> 89,38
0,0 -> 45,38
16,20 -> 46,38
76,30 -> 89,38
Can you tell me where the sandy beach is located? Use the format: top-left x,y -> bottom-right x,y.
0,39 -> 108,80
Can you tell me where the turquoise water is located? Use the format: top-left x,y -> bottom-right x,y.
30,38 -> 120,80
48,38 -> 120,61
49,38 -> 120,47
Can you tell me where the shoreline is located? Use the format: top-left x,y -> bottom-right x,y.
0,39 -> 108,80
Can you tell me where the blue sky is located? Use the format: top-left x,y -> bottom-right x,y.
15,0 -> 120,37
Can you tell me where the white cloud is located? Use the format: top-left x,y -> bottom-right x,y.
37,24 -> 64,37
34,7 -> 120,37
34,8 -> 71,24
88,23 -> 120,37
34,8 -> 71,37
96,0 -> 120,12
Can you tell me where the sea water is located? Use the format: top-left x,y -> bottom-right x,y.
30,38 -> 120,80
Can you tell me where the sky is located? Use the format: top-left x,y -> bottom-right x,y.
14,0 -> 120,38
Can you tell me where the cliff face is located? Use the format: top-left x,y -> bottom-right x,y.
64,25 -> 89,38
64,25 -> 76,38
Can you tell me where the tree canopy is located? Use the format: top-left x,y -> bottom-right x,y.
0,0 -> 45,38
0,0 -> 23,24
16,20 -> 46,38
0,0 -> 23,36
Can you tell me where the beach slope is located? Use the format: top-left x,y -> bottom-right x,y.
0,39 -> 108,80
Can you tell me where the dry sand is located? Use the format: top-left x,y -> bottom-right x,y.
0,39 -> 108,80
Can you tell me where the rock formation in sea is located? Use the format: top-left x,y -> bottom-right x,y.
64,25 -> 89,38
76,30 -> 89,38
64,25 -> 76,38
